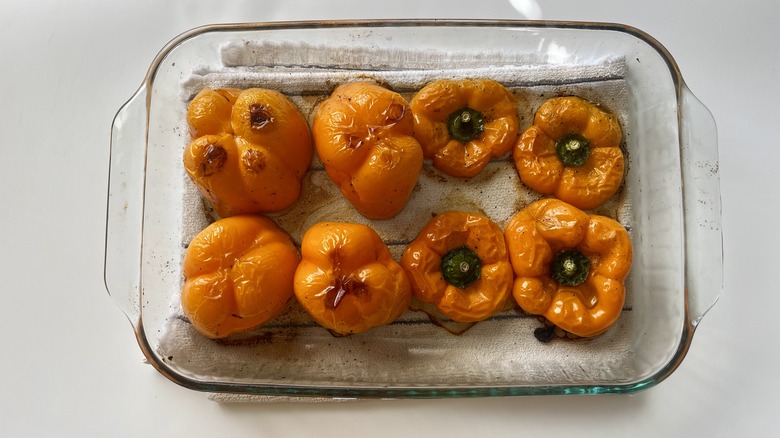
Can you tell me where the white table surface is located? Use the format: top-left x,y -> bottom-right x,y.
1,0 -> 776,436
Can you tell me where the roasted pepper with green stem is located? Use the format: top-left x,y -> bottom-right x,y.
504,198 -> 632,337
400,211 -> 514,323
411,79 -> 519,178
513,96 -> 624,210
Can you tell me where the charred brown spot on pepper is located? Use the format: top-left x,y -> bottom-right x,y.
200,143 -> 227,176
249,104 -> 273,130
384,102 -> 406,125
242,148 -> 266,172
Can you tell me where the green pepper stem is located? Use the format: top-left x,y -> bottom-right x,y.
441,246 -> 482,289
447,107 -> 484,143
551,249 -> 590,286
555,133 -> 591,167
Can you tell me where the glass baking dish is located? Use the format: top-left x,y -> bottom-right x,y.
105,20 -> 722,398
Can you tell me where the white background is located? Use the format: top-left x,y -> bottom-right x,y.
1,0 -> 777,436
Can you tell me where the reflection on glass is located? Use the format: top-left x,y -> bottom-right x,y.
509,0 -> 543,19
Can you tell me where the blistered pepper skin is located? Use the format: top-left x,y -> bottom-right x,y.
400,211 -> 514,323
513,96 -> 624,210
184,88 -> 313,217
312,82 -> 424,220
504,199 -> 632,337
294,222 -> 412,335
411,79 -> 519,178
181,215 -> 300,339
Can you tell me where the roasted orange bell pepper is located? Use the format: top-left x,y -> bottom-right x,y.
410,79 -> 519,178
294,222 -> 412,335
400,211 -> 514,323
184,87 -> 313,217
504,198 -> 632,338
181,215 -> 300,339
312,82 -> 423,220
513,96 -> 624,210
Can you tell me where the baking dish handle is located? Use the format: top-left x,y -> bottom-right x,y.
680,86 -> 723,327
104,86 -> 147,326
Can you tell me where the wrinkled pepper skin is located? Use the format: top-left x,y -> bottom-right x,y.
400,211 -> 514,323
181,215 -> 301,339
294,222 -> 412,335
504,199 -> 632,337
312,82 -> 424,220
184,88 -> 313,217
513,96 -> 624,210
411,79 -> 519,178
187,88 -> 242,139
